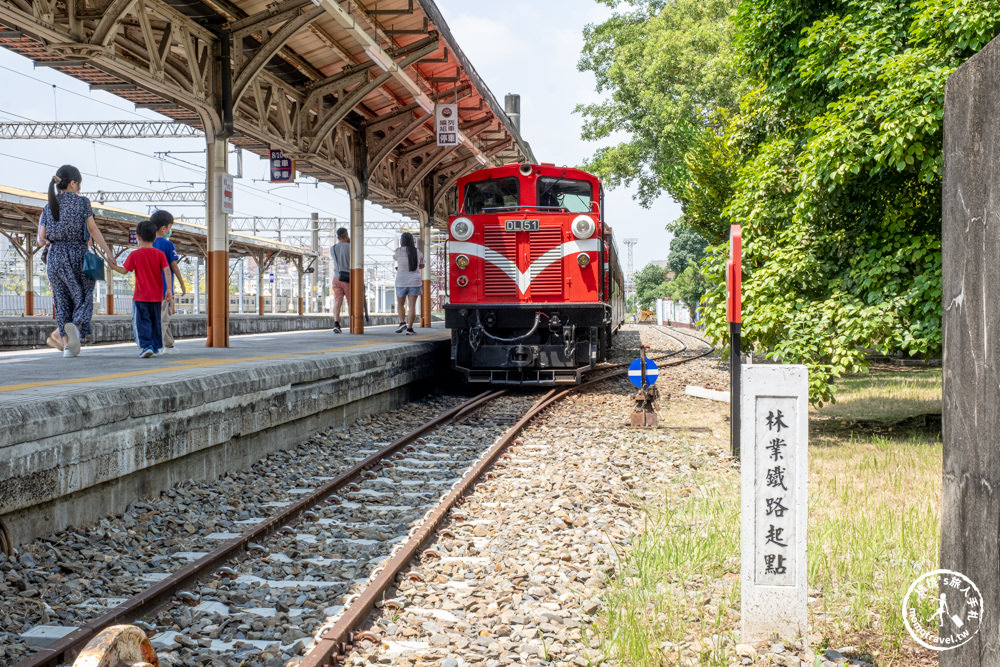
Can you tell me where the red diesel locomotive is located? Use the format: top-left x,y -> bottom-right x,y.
445,163 -> 625,384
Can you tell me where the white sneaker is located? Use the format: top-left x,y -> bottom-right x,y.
63,348 -> 73,358
64,323 -> 81,357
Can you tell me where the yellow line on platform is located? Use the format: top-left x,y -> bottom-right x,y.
0,334 -> 442,393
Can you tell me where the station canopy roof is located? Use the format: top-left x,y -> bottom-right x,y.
0,0 -> 535,226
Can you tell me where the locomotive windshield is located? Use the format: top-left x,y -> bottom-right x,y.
536,177 -> 593,213
463,177 -> 520,214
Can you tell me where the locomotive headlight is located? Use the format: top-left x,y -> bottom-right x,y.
456,275 -> 469,287
455,254 -> 470,269
450,217 -> 474,241
571,215 -> 596,239
577,253 -> 591,267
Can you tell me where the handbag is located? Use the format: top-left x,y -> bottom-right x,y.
338,270 -> 350,283
82,225 -> 105,282
83,251 -> 105,281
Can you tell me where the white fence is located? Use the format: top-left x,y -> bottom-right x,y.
655,298 -> 693,325
0,294 -> 132,316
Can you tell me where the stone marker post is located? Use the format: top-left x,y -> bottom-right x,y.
740,364 -> 808,642
941,33 -> 1000,666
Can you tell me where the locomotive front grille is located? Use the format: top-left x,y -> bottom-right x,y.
484,227 -> 517,299
527,227 -> 563,299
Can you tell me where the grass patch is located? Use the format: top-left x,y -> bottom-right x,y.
596,369 -> 941,665
600,478 -> 740,666
809,430 -> 940,664
815,368 -> 941,422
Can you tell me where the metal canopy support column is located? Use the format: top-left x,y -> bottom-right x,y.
271,266 -> 277,314
420,176 -> 433,328
420,223 -> 431,327
256,252 -> 266,315
310,212 -> 319,313
351,132 -> 368,334
24,233 -> 34,316
205,135 -> 230,346
194,257 -> 202,313
295,256 -> 304,315
349,192 -> 365,333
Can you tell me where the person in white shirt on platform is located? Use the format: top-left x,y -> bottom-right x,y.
393,232 -> 424,335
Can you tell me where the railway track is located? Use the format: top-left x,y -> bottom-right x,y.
11,326 -> 717,667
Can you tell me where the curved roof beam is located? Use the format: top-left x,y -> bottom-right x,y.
312,0 -> 491,166
90,0 -> 137,46
367,108 -> 429,172
304,33 -> 439,153
231,3 -> 325,107
402,117 -> 492,197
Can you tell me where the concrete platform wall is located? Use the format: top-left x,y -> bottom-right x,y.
0,341 -> 446,545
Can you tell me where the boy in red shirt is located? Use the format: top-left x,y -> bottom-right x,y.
113,219 -> 173,358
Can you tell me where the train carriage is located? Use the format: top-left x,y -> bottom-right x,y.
445,163 -> 625,384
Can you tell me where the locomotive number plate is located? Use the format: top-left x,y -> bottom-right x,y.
504,219 -> 540,232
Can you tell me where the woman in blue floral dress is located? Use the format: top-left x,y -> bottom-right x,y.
37,165 -> 116,357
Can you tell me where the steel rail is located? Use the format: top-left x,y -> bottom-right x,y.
298,330 -> 718,666
14,389 -> 503,667
298,387 -> 561,667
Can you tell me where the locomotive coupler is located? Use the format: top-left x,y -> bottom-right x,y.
509,345 -> 535,367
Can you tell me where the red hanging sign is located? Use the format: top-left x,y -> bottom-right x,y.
727,224 -> 742,323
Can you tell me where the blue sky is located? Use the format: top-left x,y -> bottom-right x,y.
0,0 -> 678,271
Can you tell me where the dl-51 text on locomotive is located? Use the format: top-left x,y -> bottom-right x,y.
445,163 -> 625,384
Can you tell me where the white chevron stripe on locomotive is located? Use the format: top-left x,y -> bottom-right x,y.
451,239 -> 601,294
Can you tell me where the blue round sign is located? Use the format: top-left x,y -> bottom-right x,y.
628,358 -> 659,387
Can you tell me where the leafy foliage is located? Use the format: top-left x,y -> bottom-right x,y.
662,264 -> 707,319
666,223 -> 709,275
633,262 -> 669,310
578,0 -> 742,225
581,0 -> 1000,403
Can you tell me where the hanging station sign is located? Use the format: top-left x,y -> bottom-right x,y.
435,104 -> 458,146
269,149 -> 295,183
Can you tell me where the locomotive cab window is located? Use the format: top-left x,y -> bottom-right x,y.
464,177 -> 520,215
536,177 -> 593,213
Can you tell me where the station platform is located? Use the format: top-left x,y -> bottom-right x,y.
0,324 -> 450,546
0,313 -> 408,349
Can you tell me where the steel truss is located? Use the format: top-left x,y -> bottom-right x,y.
0,121 -> 203,139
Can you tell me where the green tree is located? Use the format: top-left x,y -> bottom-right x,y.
697,0 -> 1000,403
665,223 -> 709,275
663,264 -> 707,320
578,0 -> 742,242
582,0 -> 1000,403
633,262 -> 669,310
